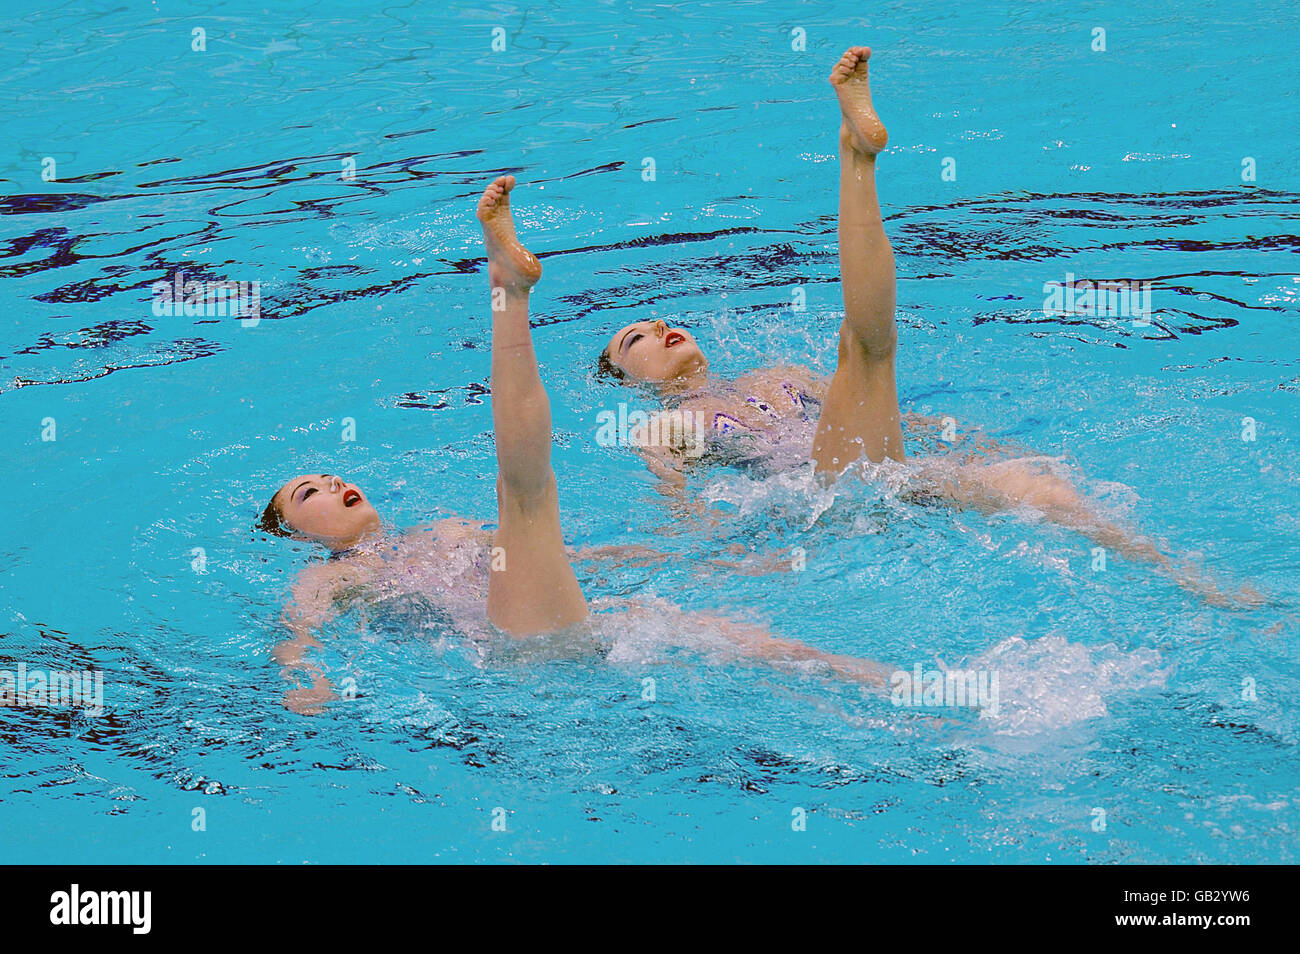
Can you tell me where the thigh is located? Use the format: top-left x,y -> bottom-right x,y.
486,475 -> 588,636
812,342 -> 905,473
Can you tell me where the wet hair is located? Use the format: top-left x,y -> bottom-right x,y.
258,492 -> 293,538
595,346 -> 626,382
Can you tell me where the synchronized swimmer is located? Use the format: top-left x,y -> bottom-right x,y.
593,47 -> 1255,607
260,45 -> 1257,712
261,173 -> 889,713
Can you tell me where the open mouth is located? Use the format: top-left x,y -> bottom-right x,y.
343,489 -> 362,508
664,330 -> 686,349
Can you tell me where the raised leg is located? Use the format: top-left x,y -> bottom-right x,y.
812,46 -> 906,474
477,176 -> 589,635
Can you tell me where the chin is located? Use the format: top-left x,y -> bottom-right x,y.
672,351 -> 705,376
350,513 -> 381,536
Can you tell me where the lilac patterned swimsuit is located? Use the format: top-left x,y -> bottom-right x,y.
711,382 -> 817,435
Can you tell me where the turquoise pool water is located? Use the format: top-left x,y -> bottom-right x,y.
2,0 -> 1298,863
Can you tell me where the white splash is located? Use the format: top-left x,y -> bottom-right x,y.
967,633 -> 1168,735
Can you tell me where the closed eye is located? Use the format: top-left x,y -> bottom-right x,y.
626,333 -> 644,350
301,487 -> 318,501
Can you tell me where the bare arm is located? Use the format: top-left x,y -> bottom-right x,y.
568,542 -> 671,568
273,561 -> 352,714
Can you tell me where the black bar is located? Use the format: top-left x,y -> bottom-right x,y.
2,865 -> 1284,940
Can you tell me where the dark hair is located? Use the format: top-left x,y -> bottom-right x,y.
258,493 -> 292,538
595,347 -> 626,382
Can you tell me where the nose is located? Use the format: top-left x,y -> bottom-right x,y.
652,320 -> 667,339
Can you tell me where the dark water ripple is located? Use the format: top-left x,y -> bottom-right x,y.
1,149 -> 1295,409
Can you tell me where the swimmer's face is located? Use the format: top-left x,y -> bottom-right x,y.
605,320 -> 708,384
272,474 -> 380,550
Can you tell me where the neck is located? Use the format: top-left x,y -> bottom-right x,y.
657,365 -> 710,398
328,525 -> 380,554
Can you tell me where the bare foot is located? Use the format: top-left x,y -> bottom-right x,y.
829,46 -> 888,157
1173,569 -> 1268,610
476,174 -> 542,291
284,676 -> 336,716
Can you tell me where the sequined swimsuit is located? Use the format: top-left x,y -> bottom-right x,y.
709,382 -> 820,435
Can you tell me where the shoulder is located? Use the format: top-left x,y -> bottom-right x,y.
734,364 -> 825,397
291,553 -> 374,597
672,393 -> 734,423
417,518 -> 490,545
286,560 -> 351,614
293,559 -> 345,589
768,363 -> 826,394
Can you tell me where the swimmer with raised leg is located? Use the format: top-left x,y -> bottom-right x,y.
263,176 -> 891,713
595,46 -> 1257,606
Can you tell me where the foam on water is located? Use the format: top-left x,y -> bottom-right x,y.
967,633 -> 1169,736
